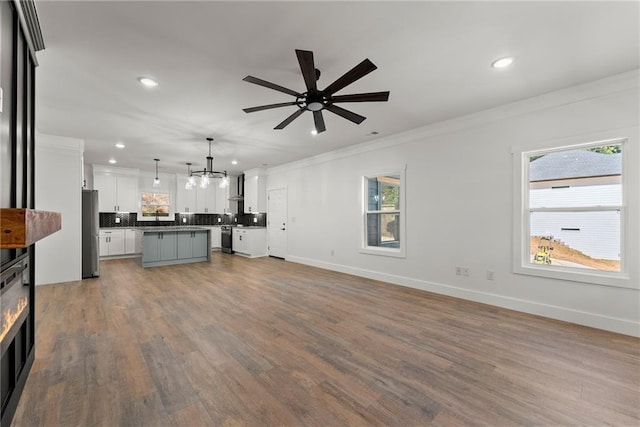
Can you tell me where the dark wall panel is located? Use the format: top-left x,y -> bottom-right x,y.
1,2 -> 38,426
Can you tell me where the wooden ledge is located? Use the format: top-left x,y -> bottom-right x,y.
1,209 -> 62,249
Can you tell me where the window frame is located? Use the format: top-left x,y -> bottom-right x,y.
360,166 -> 406,258
512,137 -> 634,288
139,191 -> 172,221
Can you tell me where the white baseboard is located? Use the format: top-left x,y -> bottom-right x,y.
286,256 -> 639,337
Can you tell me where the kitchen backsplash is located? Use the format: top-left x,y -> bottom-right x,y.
100,212 -> 266,228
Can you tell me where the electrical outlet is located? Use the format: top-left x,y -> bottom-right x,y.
455,267 -> 462,276
182,217 -> 187,223
462,267 -> 470,277
253,217 -> 258,223
487,270 -> 495,280
115,217 -> 120,224
217,217 -> 221,223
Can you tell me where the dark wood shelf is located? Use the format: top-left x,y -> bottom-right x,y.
1,209 -> 62,249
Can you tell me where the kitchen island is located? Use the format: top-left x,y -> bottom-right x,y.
137,226 -> 211,268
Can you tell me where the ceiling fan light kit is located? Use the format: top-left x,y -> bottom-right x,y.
242,49 -> 390,133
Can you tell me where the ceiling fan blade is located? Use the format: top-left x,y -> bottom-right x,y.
243,75 -> 301,97
274,108 -> 305,130
325,104 -> 366,125
296,49 -> 317,92
243,102 -> 298,113
324,58 -> 377,95
331,91 -> 390,103
313,111 -> 326,133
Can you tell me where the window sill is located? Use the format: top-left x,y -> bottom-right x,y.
513,263 -> 635,289
360,246 -> 406,258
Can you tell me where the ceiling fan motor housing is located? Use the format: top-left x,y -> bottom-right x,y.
299,92 -> 327,111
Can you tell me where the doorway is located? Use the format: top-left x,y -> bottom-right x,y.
268,188 -> 287,258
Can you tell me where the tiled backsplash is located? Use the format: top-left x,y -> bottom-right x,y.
99,212 -> 267,228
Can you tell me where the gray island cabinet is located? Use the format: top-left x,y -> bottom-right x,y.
138,227 -> 210,267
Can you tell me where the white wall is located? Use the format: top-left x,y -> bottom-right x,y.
267,70 -> 640,337
35,133 -> 84,285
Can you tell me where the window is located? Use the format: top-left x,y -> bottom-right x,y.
513,138 -> 632,287
362,168 -> 405,257
141,192 -> 170,218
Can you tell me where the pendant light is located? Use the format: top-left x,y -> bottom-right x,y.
185,163 -> 196,189
186,138 -> 228,190
152,158 -> 161,188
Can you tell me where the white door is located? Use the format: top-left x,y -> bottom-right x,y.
268,188 -> 287,258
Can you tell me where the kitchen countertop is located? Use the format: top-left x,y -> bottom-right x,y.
99,225 -> 267,230
135,226 -> 211,232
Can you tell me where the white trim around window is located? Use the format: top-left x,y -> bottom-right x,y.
512,134 -> 638,289
360,165 -> 407,258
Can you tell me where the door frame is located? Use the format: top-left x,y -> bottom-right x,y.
267,187 -> 288,259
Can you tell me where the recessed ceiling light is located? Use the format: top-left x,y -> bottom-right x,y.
491,57 -> 514,69
231,160 -> 238,165
310,129 -> 318,136
138,77 -> 158,87
115,143 -> 125,149
108,158 -> 117,164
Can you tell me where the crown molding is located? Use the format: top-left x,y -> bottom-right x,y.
267,69 -> 639,176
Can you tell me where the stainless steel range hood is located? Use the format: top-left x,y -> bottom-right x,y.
228,174 -> 244,201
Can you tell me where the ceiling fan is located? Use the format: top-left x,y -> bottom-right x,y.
242,49 -> 390,133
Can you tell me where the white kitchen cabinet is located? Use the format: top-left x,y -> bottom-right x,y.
175,175 -> 197,213
233,228 -> 266,257
124,228 -> 138,254
215,183 -> 231,214
207,227 -> 221,249
99,229 -> 125,256
93,166 -> 139,212
196,184 -> 217,213
244,169 -> 266,213
232,229 -> 246,254
176,174 -> 220,213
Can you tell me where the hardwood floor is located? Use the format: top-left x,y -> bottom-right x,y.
10,253 -> 640,426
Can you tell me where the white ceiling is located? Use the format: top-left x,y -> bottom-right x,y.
34,1 -> 639,176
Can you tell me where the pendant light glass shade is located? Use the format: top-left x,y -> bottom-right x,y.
185,163 -> 196,189
152,158 -> 161,188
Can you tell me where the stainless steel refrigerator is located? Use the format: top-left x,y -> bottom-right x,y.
82,189 -> 100,278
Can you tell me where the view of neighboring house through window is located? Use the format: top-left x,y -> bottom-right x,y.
141,192 -> 170,217
528,143 -> 623,272
365,174 -> 401,249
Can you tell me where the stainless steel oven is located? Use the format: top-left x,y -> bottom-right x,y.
221,225 -> 233,253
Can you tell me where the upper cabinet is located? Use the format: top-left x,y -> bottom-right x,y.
216,176 -> 238,214
175,174 -> 230,214
244,168 -> 266,213
175,175 -> 197,213
196,185 -> 217,214
93,166 -> 139,212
